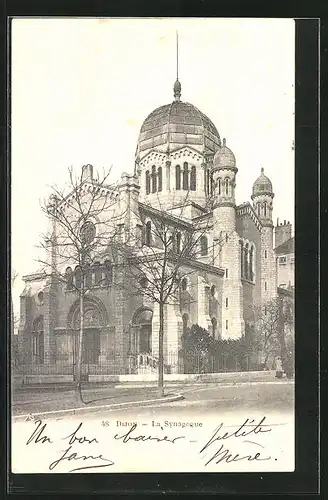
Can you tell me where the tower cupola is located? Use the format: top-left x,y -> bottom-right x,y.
251,168 -> 274,226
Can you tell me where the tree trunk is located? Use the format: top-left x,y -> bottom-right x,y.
75,287 -> 85,404
158,301 -> 165,397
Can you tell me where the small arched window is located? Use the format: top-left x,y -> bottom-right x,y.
65,267 -> 73,290
190,166 -> 196,191
249,246 -> 254,281
151,165 -> 157,193
218,178 -> 221,195
207,170 -> 211,194
181,278 -> 187,291
257,203 -> 260,216
265,281 -> 267,291
146,170 -> 150,195
84,263 -> 92,288
183,162 -> 189,190
200,236 -> 208,256
176,232 -> 181,254
93,262 -> 102,286
104,260 -> 113,285
225,178 -> 229,195
176,165 -> 181,190
211,285 -> 216,297
145,221 -> 152,246
226,297 -> 229,308
158,167 -> 162,192
139,276 -> 148,289
263,201 -> 267,217
264,249 -> 267,258
75,266 -> 82,289
244,244 -> 249,280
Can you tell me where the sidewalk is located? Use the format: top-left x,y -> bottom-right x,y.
12,386 -> 175,417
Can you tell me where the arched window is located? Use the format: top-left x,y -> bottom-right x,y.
133,308 -> 153,353
204,168 -> 207,194
146,170 -> 150,195
225,178 -> 229,195
176,165 -> 181,190
263,201 -> 267,217
211,317 -> 217,337
176,232 -> 181,253
183,162 -> 189,190
200,236 -> 208,256
182,313 -> 189,336
264,249 -> 267,258
244,244 -> 249,280
207,170 -> 210,194
211,174 -> 214,194
249,246 -> 254,281
181,278 -> 187,291
257,203 -> 260,216
240,241 -> 244,278
226,297 -> 229,308
32,316 -> 44,365
218,178 -> 221,195
211,285 -> 216,297
157,167 -> 162,192
151,165 -> 157,193
139,276 -> 148,289
75,266 -> 82,289
93,262 -> 101,286
104,260 -> 113,285
65,267 -> 73,290
190,166 -> 196,191
265,281 -> 267,291
166,163 -> 170,190
145,221 -> 152,246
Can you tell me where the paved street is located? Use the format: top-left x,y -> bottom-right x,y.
12,381 -> 295,474
81,381 -> 294,421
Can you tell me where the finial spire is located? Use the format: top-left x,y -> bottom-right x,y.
261,167 -> 264,174
173,31 -> 181,101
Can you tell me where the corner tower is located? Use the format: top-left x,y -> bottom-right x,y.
212,139 -> 244,339
251,168 -> 277,302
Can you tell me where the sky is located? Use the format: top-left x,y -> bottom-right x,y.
11,17 -> 295,316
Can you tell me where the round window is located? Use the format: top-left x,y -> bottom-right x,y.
81,221 -> 96,244
37,291 -> 44,304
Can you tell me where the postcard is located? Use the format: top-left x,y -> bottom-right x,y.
11,17 -> 295,474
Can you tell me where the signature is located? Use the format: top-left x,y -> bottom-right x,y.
26,420 -> 115,472
114,423 -> 185,444
199,417 -> 274,466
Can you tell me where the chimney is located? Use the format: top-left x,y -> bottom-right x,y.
82,164 -> 93,182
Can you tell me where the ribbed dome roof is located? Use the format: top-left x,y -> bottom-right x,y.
137,100 -> 221,159
213,138 -> 236,169
252,168 -> 273,196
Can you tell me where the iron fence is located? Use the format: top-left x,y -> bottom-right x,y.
13,349 -> 259,378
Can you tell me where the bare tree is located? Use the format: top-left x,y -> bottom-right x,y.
115,190 -> 229,396
38,165 -> 123,403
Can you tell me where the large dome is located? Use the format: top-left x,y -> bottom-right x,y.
137,100 -> 221,159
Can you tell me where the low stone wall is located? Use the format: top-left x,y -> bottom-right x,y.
13,370 -> 275,386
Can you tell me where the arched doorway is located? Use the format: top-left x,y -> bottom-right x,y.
131,308 -> 153,354
68,297 -> 108,365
